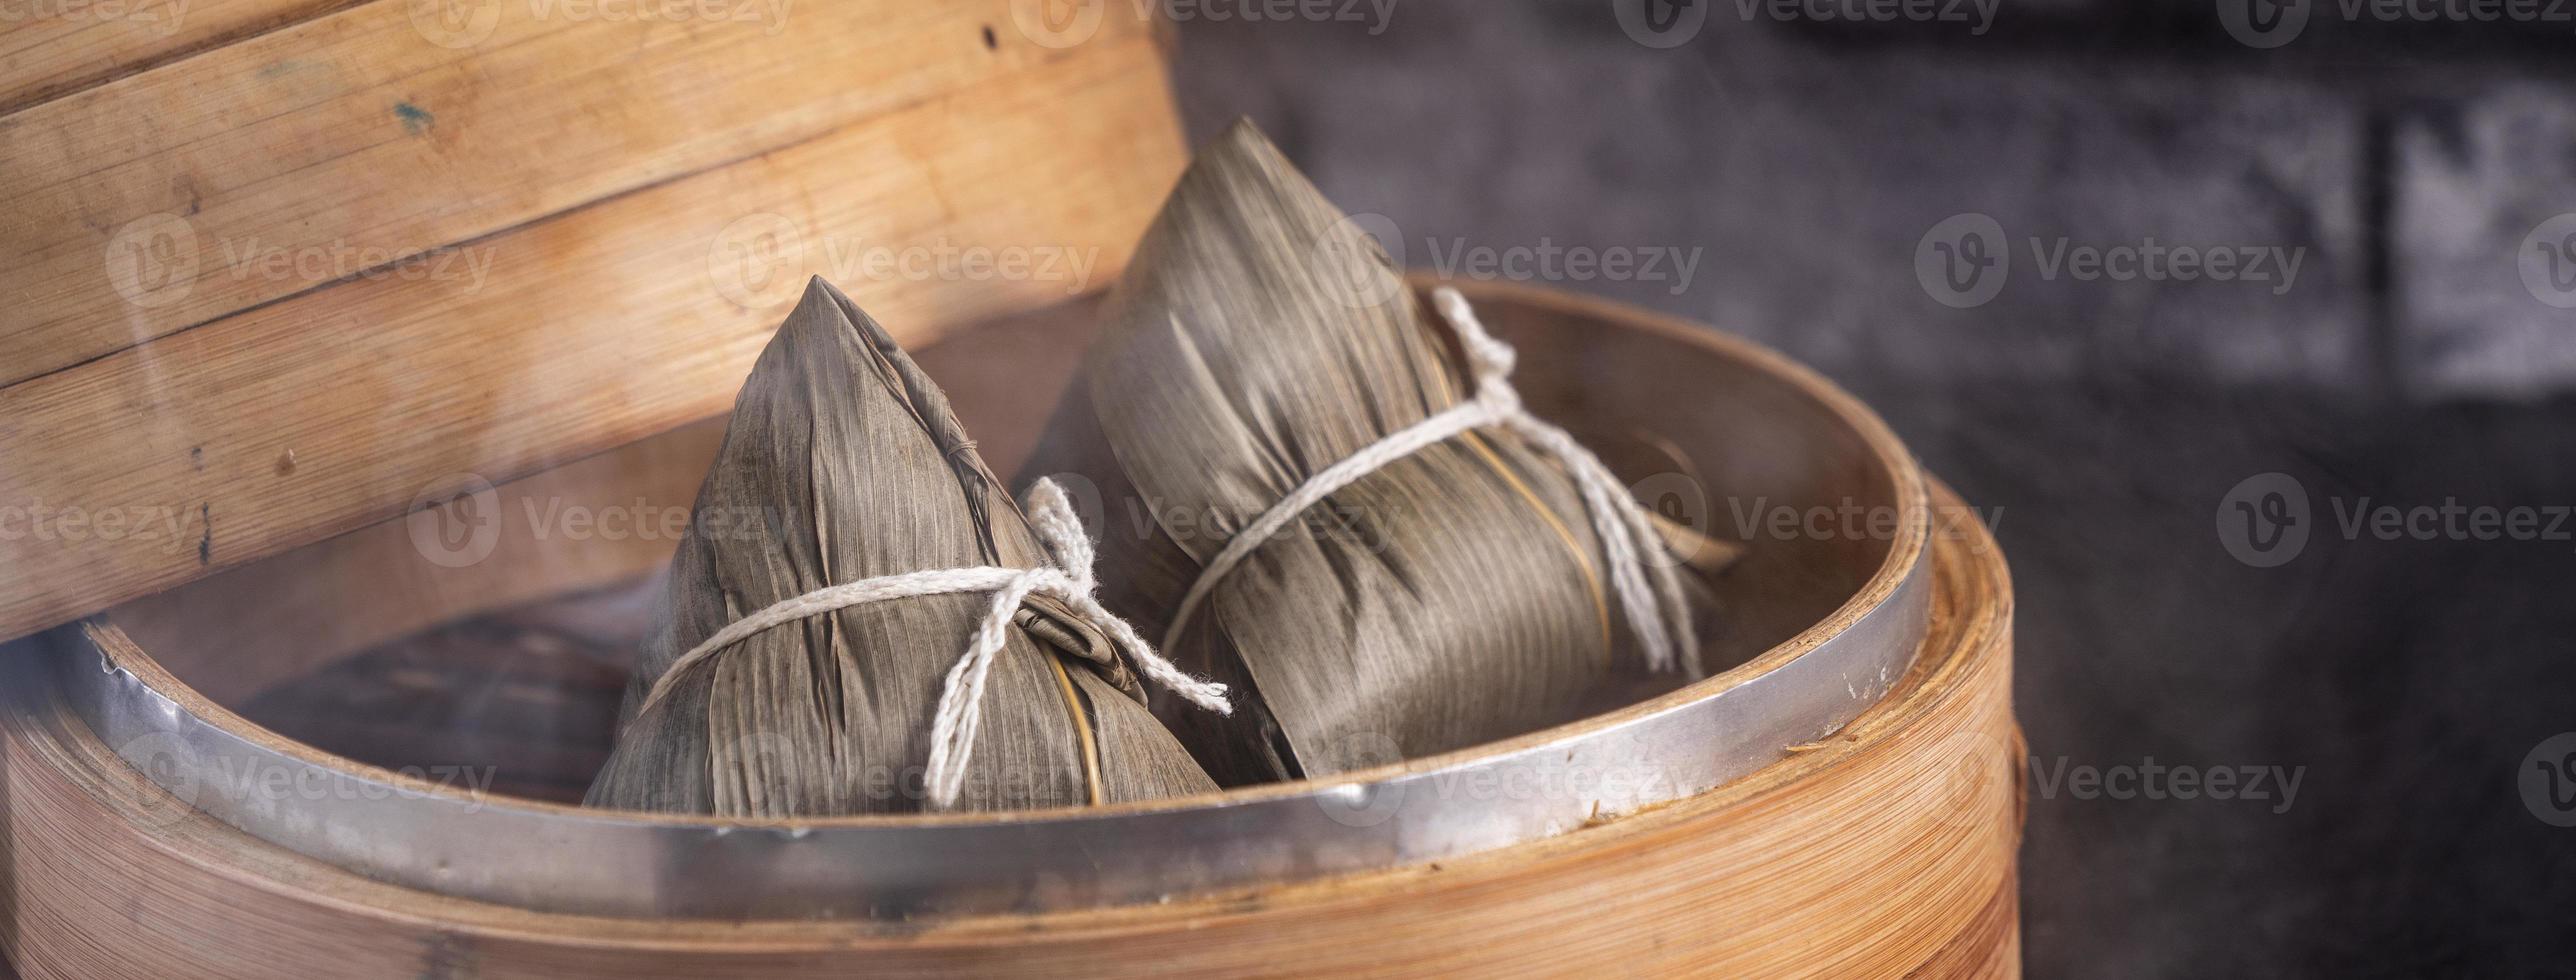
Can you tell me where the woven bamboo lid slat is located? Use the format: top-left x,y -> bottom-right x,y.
0,13 -> 1184,644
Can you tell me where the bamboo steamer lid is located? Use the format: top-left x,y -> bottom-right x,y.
0,0 -> 1187,645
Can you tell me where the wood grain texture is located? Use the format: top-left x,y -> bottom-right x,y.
0,487 -> 2013,978
0,0 -> 1149,386
111,418 -> 721,704
0,0 -> 358,115
0,34 -> 1186,643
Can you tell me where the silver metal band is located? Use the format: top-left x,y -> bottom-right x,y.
55,508 -> 1928,921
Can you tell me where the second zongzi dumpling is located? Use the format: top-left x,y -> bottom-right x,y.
1019,122 -> 1717,787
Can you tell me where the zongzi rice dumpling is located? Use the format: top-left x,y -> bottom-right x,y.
1019,121 -> 1725,788
588,277 -> 1221,816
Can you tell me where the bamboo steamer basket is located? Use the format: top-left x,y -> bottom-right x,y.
0,280 -> 2021,977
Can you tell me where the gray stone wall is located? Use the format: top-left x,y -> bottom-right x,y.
1167,0 -> 2576,404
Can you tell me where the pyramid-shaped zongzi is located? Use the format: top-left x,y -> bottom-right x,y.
588,278 -> 1216,815
1020,122 -> 1718,787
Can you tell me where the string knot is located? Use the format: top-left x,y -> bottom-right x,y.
1020,477 -> 1096,591
1159,285 -> 1703,681
630,477 -> 1228,810
1436,285 -> 1524,415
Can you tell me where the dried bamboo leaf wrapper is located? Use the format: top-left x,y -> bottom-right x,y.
1024,122 -> 1697,786
589,278 -> 1213,816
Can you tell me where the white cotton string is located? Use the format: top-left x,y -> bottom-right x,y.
632,478 -> 1230,809
1160,286 -> 1703,679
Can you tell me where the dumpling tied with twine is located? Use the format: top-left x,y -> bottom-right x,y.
1019,121 -> 1725,787
588,278 -> 1221,815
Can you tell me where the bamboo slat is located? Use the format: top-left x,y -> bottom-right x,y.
110,418 -> 721,704
0,0 -> 355,114
0,34 -> 1184,643
0,0 -> 1149,386
101,294 -> 1106,704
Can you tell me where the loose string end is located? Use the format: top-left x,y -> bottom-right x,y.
1434,287 -> 1708,684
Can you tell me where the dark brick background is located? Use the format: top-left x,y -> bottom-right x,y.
1164,2 -> 2576,974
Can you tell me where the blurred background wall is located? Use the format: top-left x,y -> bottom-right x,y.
1160,1 -> 2576,973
